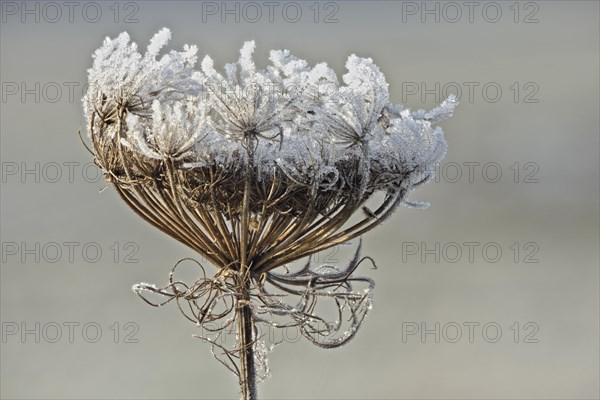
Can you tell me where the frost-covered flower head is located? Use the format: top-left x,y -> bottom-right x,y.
84,29 -> 456,273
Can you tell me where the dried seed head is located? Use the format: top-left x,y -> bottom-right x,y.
83,28 -> 457,273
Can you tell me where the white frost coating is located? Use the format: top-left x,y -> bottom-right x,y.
413,93 -> 459,123
124,99 -> 209,159
147,27 -> 172,57
84,28 -> 457,202
83,28 -> 200,139
132,282 -> 158,293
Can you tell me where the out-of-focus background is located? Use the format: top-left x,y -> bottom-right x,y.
1,1 -> 598,399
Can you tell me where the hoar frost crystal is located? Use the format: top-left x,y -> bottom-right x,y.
82,28 -> 456,400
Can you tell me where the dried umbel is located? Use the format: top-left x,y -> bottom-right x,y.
82,28 -> 456,399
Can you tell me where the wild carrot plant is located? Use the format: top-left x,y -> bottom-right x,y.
82,28 -> 456,399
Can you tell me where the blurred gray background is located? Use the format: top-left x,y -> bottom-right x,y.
1,1 -> 598,399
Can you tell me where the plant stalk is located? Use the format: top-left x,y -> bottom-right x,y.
238,136 -> 257,400
237,286 -> 257,400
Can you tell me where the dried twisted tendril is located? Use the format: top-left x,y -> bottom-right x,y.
133,239 -> 375,380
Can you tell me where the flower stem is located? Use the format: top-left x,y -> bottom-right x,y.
237,284 -> 257,400
238,136 -> 257,400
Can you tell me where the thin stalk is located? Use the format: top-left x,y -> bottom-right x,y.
236,283 -> 257,400
237,137 -> 257,400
